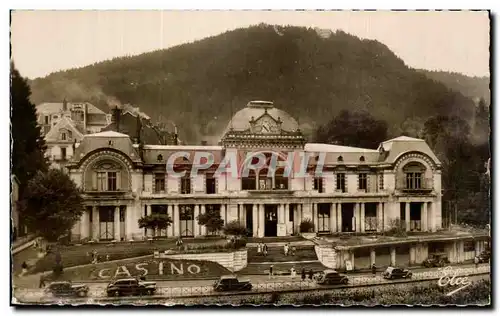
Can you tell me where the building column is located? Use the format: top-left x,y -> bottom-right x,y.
194,204 -> 200,237
429,202 -> 436,232
114,206 -> 120,241
146,204 -> 152,237
405,202 -> 410,232
252,204 -> 258,237
92,206 -> 99,240
330,203 -> 336,233
422,202 -> 428,232
370,248 -> 376,267
200,204 -> 206,236
125,204 -> 135,241
390,247 -> 396,266
475,241 -> 481,257
259,204 -> 265,237
80,209 -> 89,239
354,203 -> 360,232
350,251 -> 355,270
312,203 -> 318,233
285,204 -> 290,235
221,204 -> 227,225
377,202 -> 383,232
173,204 -> 180,237
409,245 -> 416,265
360,203 -> 365,233
167,205 -> 173,237
337,203 -> 342,232
240,203 -> 246,226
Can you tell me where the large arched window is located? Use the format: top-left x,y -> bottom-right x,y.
274,168 -> 288,190
403,162 -> 426,189
258,168 -> 272,190
92,161 -> 122,191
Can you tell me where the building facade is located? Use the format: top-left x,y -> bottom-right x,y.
67,101 -> 443,241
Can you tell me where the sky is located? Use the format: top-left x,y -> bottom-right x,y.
10,10 -> 490,79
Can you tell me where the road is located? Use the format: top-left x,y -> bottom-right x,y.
13,263 -> 490,304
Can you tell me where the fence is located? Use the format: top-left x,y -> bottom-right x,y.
13,265 -> 490,304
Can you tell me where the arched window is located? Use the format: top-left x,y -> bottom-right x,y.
92,161 -> 122,191
258,168 -> 272,190
337,156 -> 343,162
359,156 -> 365,162
275,168 -> 288,190
403,162 -> 426,189
241,169 -> 256,190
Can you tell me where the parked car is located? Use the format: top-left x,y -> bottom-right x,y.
382,267 -> 412,280
106,278 -> 157,297
213,275 -> 252,292
314,269 -> 349,285
477,250 -> 490,263
423,254 -> 450,268
45,281 -> 89,298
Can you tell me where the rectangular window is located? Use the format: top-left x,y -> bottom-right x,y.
154,173 -> 165,193
97,172 -> 106,191
44,116 -> 49,124
313,177 -> 323,193
181,177 -> 191,194
61,133 -> 66,140
358,173 -> 367,191
406,173 -> 423,189
206,175 -> 216,194
289,207 -> 294,222
242,177 -> 256,190
336,173 -> 346,192
379,174 -> 384,190
107,172 -> 117,191
60,147 -> 66,160
68,131 -> 73,139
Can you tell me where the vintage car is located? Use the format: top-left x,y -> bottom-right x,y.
314,269 -> 349,285
106,278 -> 157,297
477,250 -> 490,263
213,275 -> 252,292
382,267 -> 412,280
423,254 -> 450,268
45,281 -> 89,298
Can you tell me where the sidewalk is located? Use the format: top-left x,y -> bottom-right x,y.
247,240 -> 315,248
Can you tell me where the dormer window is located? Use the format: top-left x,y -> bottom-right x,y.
157,154 -> 163,162
61,133 -> 66,140
359,156 -> 365,162
337,156 -> 343,162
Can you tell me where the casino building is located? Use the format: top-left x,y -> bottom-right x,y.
67,101 -> 444,241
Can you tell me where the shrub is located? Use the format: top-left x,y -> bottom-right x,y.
300,219 -> 314,233
223,220 -> 248,236
385,218 -> 407,237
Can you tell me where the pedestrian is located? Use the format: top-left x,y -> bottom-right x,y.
290,267 -> 296,278
308,269 -> 314,281
301,268 -> 306,281
106,254 -> 110,261
284,243 -> 289,256
264,244 -> 268,256
269,265 -> 274,279
291,246 -> 296,256
474,256 -> 479,269
257,243 -> 262,256
371,263 -> 377,277
39,275 -> 46,288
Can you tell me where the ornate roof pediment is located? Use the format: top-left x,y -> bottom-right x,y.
249,111 -> 283,134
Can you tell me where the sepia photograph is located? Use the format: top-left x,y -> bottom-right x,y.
9,9 -> 491,307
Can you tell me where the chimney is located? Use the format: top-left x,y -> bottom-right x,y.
111,106 -> 121,133
62,98 -> 68,111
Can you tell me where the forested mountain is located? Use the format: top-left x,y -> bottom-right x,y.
28,24 -> 476,145
418,69 -> 490,104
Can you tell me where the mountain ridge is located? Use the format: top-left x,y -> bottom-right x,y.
28,24 -> 476,145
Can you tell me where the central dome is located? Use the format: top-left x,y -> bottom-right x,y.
223,101 -> 300,135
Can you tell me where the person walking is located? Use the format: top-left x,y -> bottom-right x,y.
257,243 -> 262,256
39,275 -> 46,288
371,263 -> 377,277
263,243 -> 268,257
269,265 -> 274,279
301,267 -> 306,281
284,243 -> 289,256
308,269 -> 314,281
291,246 -> 296,256
290,267 -> 296,279
474,256 -> 479,269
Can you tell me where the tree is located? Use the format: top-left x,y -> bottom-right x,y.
19,169 -> 84,242
138,213 -> 172,238
314,110 -> 388,149
222,220 -> 248,236
11,63 -> 48,194
197,206 -> 224,235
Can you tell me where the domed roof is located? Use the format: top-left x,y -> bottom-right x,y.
223,101 -> 300,135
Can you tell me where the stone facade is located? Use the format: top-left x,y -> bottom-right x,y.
67,101 -> 444,241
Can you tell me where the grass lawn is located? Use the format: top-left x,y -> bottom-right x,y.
47,257 -> 231,282
30,237 -> 226,274
247,245 -> 318,263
